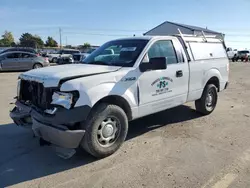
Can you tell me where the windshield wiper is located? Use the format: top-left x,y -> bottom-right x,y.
86,61 -> 111,66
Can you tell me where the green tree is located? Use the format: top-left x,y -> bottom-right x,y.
19,33 -> 35,47
33,35 -> 44,48
19,33 -> 44,48
45,36 -> 58,47
83,42 -> 91,48
0,31 -> 15,46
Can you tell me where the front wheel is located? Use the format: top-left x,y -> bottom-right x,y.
80,103 -> 128,158
195,84 -> 218,115
52,57 -> 57,63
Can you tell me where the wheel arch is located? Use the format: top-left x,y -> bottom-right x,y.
203,68 -> 222,92
205,76 -> 220,92
33,63 -> 43,69
92,95 -> 133,121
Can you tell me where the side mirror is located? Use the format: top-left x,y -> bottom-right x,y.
139,57 -> 167,72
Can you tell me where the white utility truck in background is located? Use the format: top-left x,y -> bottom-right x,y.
226,47 -> 238,61
10,33 -> 229,158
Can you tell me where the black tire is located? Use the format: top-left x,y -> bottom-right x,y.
195,84 -> 218,115
33,63 -> 43,69
80,103 -> 128,158
52,57 -> 57,63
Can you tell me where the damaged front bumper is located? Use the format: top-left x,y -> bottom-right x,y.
32,118 -> 85,148
10,101 -> 32,128
10,101 -> 91,149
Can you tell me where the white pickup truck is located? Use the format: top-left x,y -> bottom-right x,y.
10,35 -> 229,158
226,47 -> 238,61
47,49 -> 80,63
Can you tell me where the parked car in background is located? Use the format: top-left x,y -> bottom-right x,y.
72,52 -> 87,63
57,55 -> 74,65
226,48 -> 238,61
236,50 -> 250,61
57,52 -> 87,65
47,49 -> 80,63
0,51 -> 49,71
0,47 -> 38,55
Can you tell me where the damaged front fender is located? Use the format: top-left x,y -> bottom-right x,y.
9,100 -> 32,128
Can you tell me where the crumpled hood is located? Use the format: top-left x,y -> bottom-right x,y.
19,64 -> 121,87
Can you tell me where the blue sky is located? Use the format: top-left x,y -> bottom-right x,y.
1,0 -> 250,49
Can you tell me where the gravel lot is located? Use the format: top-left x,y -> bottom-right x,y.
0,63 -> 250,188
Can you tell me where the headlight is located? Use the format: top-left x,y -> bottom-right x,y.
17,79 -> 21,98
51,92 -> 73,109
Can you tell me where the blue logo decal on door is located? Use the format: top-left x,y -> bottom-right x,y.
151,77 -> 173,96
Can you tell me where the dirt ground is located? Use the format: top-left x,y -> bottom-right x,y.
0,62 -> 250,188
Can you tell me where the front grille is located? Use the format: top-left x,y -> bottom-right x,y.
19,80 -> 56,109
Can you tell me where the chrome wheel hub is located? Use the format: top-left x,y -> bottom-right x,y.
206,93 -> 213,106
206,90 -> 215,110
102,124 -> 114,138
97,117 -> 119,147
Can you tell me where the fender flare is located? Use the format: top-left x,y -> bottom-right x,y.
202,68 -> 222,89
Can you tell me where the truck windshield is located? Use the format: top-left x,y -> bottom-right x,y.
83,39 -> 149,67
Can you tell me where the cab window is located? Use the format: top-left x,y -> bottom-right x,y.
147,40 -> 178,64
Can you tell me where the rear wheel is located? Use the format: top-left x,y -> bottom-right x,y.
81,103 -> 128,158
33,63 -> 43,69
52,57 -> 57,63
195,84 -> 218,115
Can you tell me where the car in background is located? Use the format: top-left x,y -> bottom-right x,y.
47,49 -> 80,63
0,51 -> 49,71
72,52 -> 88,63
57,55 -> 74,65
57,52 -> 87,65
236,50 -> 250,61
226,48 -> 238,61
0,47 -> 38,55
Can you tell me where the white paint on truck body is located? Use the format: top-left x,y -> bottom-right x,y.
18,35 -> 229,120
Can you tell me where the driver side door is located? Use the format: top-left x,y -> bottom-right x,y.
138,40 -> 189,117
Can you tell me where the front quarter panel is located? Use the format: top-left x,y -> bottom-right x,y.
60,70 -> 138,109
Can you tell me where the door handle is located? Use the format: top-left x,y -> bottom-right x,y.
176,70 -> 183,77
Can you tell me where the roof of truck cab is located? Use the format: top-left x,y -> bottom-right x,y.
111,36 -> 180,41
112,35 -> 222,43
112,36 -> 153,41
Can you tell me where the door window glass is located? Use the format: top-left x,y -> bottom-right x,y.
21,53 -> 35,58
148,40 -> 178,64
6,53 -> 21,59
